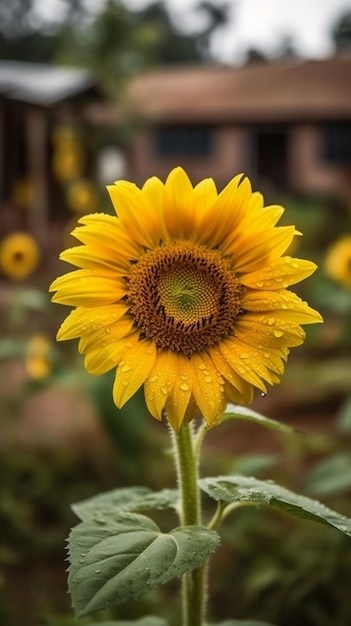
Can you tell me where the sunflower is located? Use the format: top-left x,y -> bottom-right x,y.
0,232 -> 40,281
25,334 -> 52,380
50,168 -> 322,430
67,179 -> 99,214
325,236 -> 351,289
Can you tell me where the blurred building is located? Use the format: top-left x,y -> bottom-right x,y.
0,61 -> 101,245
1,56 -> 350,243
115,56 -> 351,198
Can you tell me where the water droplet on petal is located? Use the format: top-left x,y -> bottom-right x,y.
267,317 -> 275,326
121,363 -> 132,373
180,383 -> 190,391
256,281 -> 264,288
273,329 -> 284,338
292,261 -> 299,269
94,569 -> 102,574
161,386 -> 168,395
204,376 -> 212,383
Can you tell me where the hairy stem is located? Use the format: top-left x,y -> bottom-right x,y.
172,422 -> 206,626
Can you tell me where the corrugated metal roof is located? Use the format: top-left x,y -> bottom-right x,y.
0,61 -> 96,106
123,57 -> 351,123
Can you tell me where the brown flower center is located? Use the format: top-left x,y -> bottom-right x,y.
128,241 -> 244,356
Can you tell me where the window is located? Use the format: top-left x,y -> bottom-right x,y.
323,122 -> 351,164
155,125 -> 213,158
250,125 -> 289,191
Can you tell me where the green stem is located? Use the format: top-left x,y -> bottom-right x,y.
172,422 -> 206,626
207,500 -> 257,531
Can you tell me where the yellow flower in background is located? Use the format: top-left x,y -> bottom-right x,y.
67,179 -> 99,214
0,232 -> 40,280
52,143 -> 85,183
12,178 -> 33,209
25,334 -> 52,380
325,236 -> 351,289
50,167 -> 322,430
52,125 -> 79,145
51,125 -> 85,183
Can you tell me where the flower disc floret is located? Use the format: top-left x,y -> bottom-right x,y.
128,241 -> 244,357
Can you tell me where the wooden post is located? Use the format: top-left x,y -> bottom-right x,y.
26,106 -> 49,247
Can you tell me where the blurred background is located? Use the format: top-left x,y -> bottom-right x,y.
1,0 -> 351,625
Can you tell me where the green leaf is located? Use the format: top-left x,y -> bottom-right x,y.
89,615 -> 168,626
0,338 -> 26,359
199,475 -> 351,536
72,487 -> 179,521
306,453 -> 351,496
68,510 -> 220,617
233,454 -> 277,476
223,403 -> 301,435
337,395 -> 351,433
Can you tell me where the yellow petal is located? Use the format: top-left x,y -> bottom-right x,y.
226,226 -> 297,272
201,175 -> 250,248
50,270 -> 126,306
60,245 -> 129,274
142,176 -> 170,243
209,345 -> 254,404
242,289 -> 324,324
57,304 -> 129,341
144,350 -> 178,420
164,353 -> 193,431
190,352 -> 226,426
107,181 -> 162,249
192,177 -> 218,237
163,167 -> 196,240
193,177 -> 218,206
78,317 -> 134,353
248,191 -> 264,212
219,337 -> 269,392
113,339 -> 157,408
84,333 -> 137,374
73,214 -> 142,260
223,380 -> 254,407
223,335 -> 288,381
257,204 -> 285,228
240,257 -> 318,290
235,312 -> 306,348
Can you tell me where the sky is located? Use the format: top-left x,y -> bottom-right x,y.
122,0 -> 351,63
34,0 -> 351,63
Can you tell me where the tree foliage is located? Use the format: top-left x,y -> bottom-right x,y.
332,10 -> 351,52
0,0 -> 234,92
